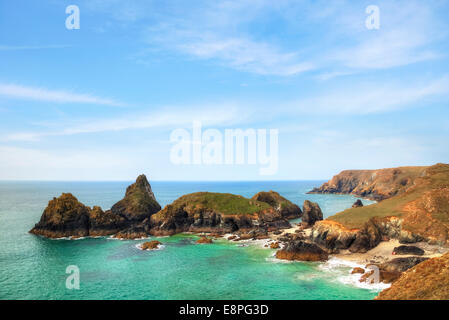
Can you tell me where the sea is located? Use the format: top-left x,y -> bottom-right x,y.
0,180 -> 385,300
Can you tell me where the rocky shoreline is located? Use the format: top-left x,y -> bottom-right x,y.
29,163 -> 449,299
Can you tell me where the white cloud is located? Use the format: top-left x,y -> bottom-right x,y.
0,83 -> 125,107
292,77 -> 449,114
1,102 -> 248,141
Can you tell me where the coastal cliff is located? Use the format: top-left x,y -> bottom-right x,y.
376,252 -> 449,300
308,166 -> 428,201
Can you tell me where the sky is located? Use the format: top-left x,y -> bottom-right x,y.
0,0 -> 449,181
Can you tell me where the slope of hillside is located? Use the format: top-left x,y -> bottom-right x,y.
309,166 -> 428,201
327,163 -> 449,244
376,251 -> 449,300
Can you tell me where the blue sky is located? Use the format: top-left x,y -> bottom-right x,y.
0,0 -> 449,181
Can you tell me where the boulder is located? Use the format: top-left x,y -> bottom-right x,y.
275,240 -> 328,262
270,242 -> 280,249
380,257 -> 428,273
302,200 -> 323,227
141,240 -> 161,250
392,245 -> 425,256
352,199 -> 364,208
351,267 -> 365,274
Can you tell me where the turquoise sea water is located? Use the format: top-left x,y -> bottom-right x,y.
0,181 -> 378,300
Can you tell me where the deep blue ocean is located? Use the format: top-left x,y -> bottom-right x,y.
0,180 -> 380,300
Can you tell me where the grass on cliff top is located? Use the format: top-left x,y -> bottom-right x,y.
328,163 -> 449,229
167,192 -> 272,216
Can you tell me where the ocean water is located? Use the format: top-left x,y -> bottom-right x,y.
0,180 -> 379,300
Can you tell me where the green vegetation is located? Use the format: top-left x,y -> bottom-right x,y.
163,192 -> 272,216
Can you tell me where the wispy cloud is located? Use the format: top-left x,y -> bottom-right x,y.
1,102 -> 248,142
292,76 -> 449,114
0,83 -> 125,107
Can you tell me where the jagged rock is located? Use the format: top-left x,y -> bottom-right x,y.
352,199 -> 364,208
302,200 -> 323,227
275,240 -> 328,261
351,267 -> 365,274
89,206 -> 127,236
270,242 -> 280,249
30,193 -> 91,238
349,219 -> 382,253
392,245 -> 425,256
141,240 -> 161,250
110,174 -> 161,222
311,220 -> 357,253
252,191 -> 302,219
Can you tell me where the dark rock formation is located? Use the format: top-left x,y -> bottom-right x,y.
393,245 -> 425,256
275,240 -> 328,262
30,193 -> 91,238
252,191 -> 302,220
352,199 -> 364,208
348,219 -> 382,253
302,200 -> 323,227
30,175 -> 160,239
110,174 -> 161,222
380,257 -> 428,273
311,220 -> 357,253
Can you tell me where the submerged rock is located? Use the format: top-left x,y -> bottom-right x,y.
196,236 -> 213,244
275,240 -> 328,262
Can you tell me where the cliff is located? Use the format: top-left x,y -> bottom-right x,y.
310,163 -> 449,252
376,252 -> 449,300
309,166 -> 428,201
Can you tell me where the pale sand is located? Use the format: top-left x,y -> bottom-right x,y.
333,239 -> 449,266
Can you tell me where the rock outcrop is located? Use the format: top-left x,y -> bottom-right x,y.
30,193 -> 91,238
308,166 -> 428,201
392,245 -> 425,256
110,174 -> 161,222
196,236 -> 213,244
149,192 -> 291,236
276,240 -> 328,261
301,200 -> 323,227
252,191 -> 302,220
352,199 -> 363,208
140,240 -> 161,250
376,252 -> 449,300
30,175 -> 160,238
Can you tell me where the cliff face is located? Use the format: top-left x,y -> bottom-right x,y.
30,175 -> 161,238
309,166 -> 428,201
376,252 -> 449,300
149,192 -> 292,236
